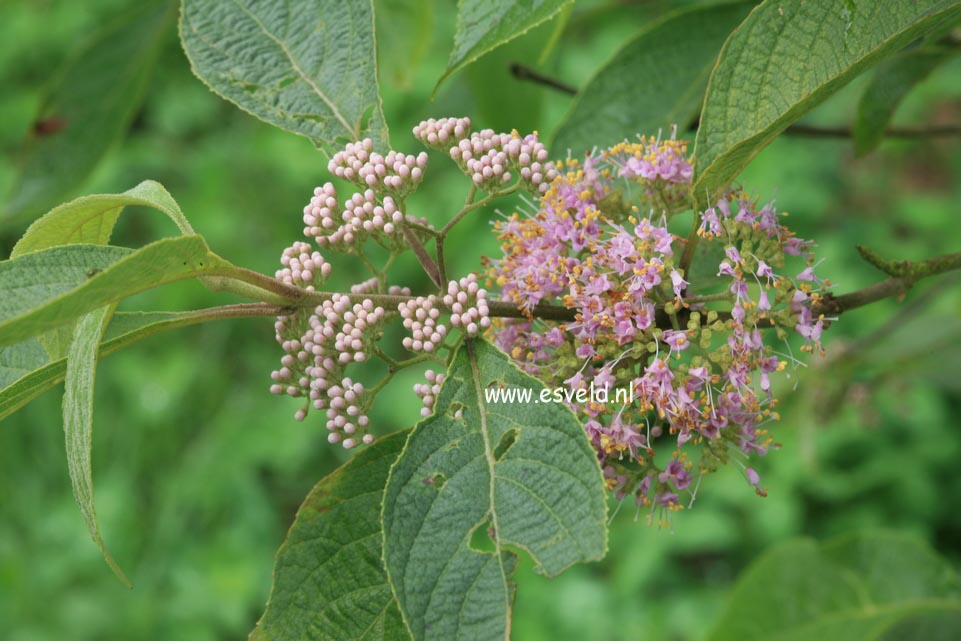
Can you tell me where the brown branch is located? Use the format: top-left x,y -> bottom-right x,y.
782,123 -> 961,139
815,247 -> 961,316
509,63 -> 577,95
507,65 -> 961,141
400,223 -> 442,288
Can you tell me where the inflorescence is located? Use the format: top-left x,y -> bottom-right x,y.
268,118 -> 831,521
487,134 -> 829,523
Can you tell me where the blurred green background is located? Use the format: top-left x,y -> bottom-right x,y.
2,1 -> 960,640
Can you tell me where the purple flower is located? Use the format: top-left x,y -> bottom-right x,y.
670,269 -> 688,299
662,330 -> 691,353
718,260 -> 737,278
659,459 -> 692,491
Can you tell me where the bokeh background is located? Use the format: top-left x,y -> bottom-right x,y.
2,1 -> 960,640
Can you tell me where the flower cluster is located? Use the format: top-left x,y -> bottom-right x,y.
275,241 -> 331,290
447,126 -> 558,193
272,119 -> 567,444
398,295 -> 448,353
303,184 -> 421,251
488,134 -> 829,523
413,117 -> 472,150
328,138 -> 428,196
269,118 -> 831,514
443,274 -> 490,336
270,295 -> 387,446
413,369 -> 445,417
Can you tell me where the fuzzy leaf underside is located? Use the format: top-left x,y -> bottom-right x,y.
62,306 -> 131,586
12,180 -> 194,258
0,238 -> 230,349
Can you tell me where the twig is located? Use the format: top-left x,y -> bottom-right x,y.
815,247 -> 961,316
400,223 -> 442,287
509,63 -> 577,95
782,123 -> 961,139
508,64 -> 961,141
436,183 -> 521,286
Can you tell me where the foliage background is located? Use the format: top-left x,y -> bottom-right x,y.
1,1 -> 960,640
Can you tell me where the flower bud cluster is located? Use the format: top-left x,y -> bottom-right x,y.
412,117 -> 471,150
275,241 -> 331,290
436,122 -> 558,194
304,184 -> 412,250
328,138 -> 428,197
324,377 -> 374,449
398,295 -> 448,352
443,274 -> 490,336
350,277 -> 379,295
270,295 -> 387,448
413,370 -> 445,417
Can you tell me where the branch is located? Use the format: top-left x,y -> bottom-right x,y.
815,247 -> 961,316
400,223 -> 442,288
507,65 -> 961,141
782,123 -> 961,139
436,183 -> 521,286
509,63 -> 576,95
216,242 -> 961,336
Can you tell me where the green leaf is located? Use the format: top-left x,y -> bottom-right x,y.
62,306 -> 131,587
12,180 -> 195,361
0,310 -> 240,423
250,431 -> 412,641
4,2 -> 175,222
435,0 -> 572,95
707,531 -> 961,641
382,339 -> 607,641
376,0 -> 435,89
693,0 -> 961,199
552,2 -> 753,156
0,338 -> 49,389
854,49 -> 954,156
12,180 -> 194,258
180,0 -> 389,152
0,237 -> 231,348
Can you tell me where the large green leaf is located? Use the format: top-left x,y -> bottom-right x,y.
4,2 -> 175,222
12,180 -> 194,258
693,0 -> 961,199
707,531 -> 961,641
552,2 -> 753,156
435,0 -> 572,94
62,306 -> 131,586
0,237 -> 231,348
250,431 -> 411,641
180,0 -> 388,152
854,48 -> 955,156
0,310 -> 252,422
382,339 -> 607,641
